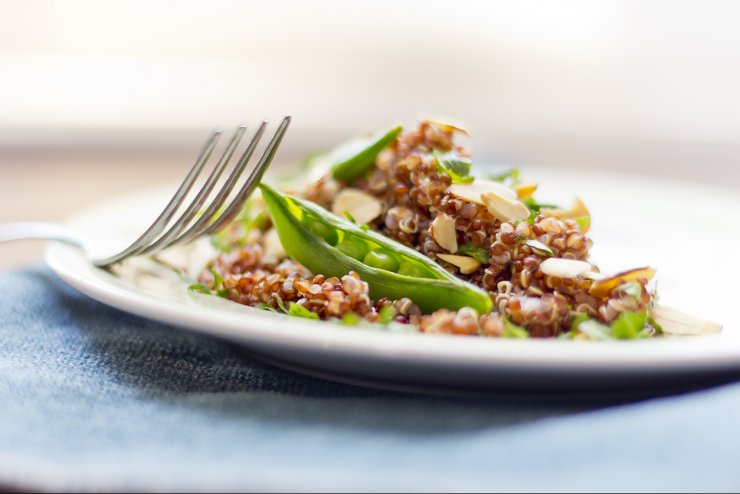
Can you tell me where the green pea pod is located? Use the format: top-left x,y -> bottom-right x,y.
260,184 -> 493,314
330,125 -> 403,182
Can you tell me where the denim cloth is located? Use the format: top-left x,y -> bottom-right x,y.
1,267 -> 739,492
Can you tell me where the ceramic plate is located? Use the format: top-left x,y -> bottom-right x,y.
45,168 -> 740,397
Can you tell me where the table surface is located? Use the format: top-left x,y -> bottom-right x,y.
2,142 -> 740,492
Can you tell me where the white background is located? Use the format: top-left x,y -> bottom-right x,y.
0,0 -> 739,183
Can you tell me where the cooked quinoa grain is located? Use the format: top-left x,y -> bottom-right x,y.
200,121 -> 658,338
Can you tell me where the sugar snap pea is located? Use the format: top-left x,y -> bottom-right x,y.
330,125 -> 403,182
259,184 -> 493,314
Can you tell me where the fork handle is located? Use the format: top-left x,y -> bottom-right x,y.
0,222 -> 84,247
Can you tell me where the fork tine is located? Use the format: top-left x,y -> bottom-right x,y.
93,129 -> 222,267
172,121 -> 268,245
202,115 -> 291,236
139,125 -> 248,254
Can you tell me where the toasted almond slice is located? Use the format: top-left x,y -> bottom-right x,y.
650,305 -> 723,336
515,183 -> 538,200
437,253 -> 481,274
262,227 -> 286,262
542,196 -> 590,225
447,179 -> 517,205
544,200 -> 591,233
481,192 -> 530,222
540,258 -> 593,278
331,188 -> 382,225
431,213 -> 458,253
588,266 -> 657,298
421,115 -> 471,135
582,270 -> 607,281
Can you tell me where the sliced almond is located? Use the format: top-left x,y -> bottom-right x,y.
588,266 -> 657,298
481,191 -> 530,222
542,198 -> 590,233
262,227 -> 286,263
421,115 -> 471,135
542,196 -> 590,218
437,253 -> 481,274
540,258 -> 593,278
331,188 -> 382,225
650,305 -> 723,336
582,270 -> 607,281
515,183 -> 538,200
430,213 -> 458,253
447,179 -> 517,205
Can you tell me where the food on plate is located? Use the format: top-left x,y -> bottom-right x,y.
190,118 -> 720,339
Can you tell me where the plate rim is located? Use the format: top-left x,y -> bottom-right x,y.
42,176 -> 740,391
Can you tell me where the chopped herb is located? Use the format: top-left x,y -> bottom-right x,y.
288,302 -> 320,320
610,310 -> 648,340
341,312 -> 360,326
522,197 -> 560,213
570,312 -> 590,331
188,283 -> 211,294
433,150 -> 474,184
577,319 -> 613,340
523,239 -> 554,257
187,274 -> 228,298
525,209 -> 540,225
615,282 -> 643,300
574,215 -> 591,231
343,210 -> 357,223
210,269 -> 229,298
502,319 -> 529,339
256,302 -> 279,312
379,305 -> 397,324
648,316 -> 664,335
457,242 -> 490,264
487,168 -> 521,187
274,295 -> 289,314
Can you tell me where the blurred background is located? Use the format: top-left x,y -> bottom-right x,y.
2,0 -> 739,267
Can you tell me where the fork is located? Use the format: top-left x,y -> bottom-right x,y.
0,116 -> 291,268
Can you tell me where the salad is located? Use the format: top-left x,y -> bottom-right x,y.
191,118 -> 720,339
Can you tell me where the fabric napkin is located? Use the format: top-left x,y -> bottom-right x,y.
1,267 -> 739,492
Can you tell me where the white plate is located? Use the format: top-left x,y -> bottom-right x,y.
45,169 -> 740,397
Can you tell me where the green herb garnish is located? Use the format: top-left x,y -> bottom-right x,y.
274,295 -> 289,314
457,242 -> 490,264
378,305 -> 397,324
288,302 -> 320,320
577,319 -> 613,340
488,168 -> 521,187
256,302 -> 279,313
341,312 -> 360,326
210,269 -> 229,298
502,319 -> 529,339
433,150 -> 474,184
611,311 -> 648,340
188,283 -> 211,294
648,316 -> 664,335
574,215 -> 591,231
570,312 -> 590,331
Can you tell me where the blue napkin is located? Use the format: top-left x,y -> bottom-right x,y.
1,267 -> 739,492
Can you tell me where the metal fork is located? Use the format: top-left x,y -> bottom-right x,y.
0,116 -> 291,267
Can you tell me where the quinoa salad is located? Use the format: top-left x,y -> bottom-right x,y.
191,119 -> 720,340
